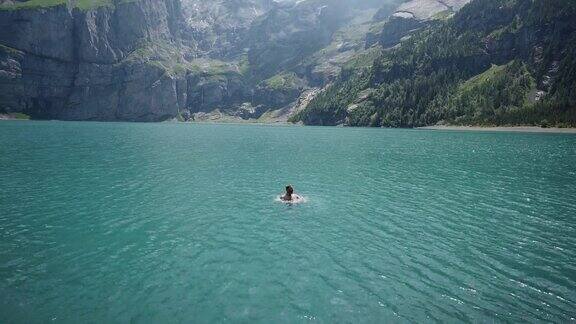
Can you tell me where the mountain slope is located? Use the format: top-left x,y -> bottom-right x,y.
0,0 -> 399,121
1,0 -> 574,125
292,0 -> 576,127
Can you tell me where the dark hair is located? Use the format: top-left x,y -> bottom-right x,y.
286,185 -> 294,195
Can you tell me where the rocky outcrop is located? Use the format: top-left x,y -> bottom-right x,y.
366,0 -> 471,48
179,0 -> 277,58
0,0 -> 187,121
185,71 -> 250,113
392,0 -> 470,21
246,0 -> 360,80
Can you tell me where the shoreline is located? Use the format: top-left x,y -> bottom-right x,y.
418,125 -> 576,134
3,118 -> 576,134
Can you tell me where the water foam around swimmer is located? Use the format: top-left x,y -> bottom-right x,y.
275,194 -> 307,204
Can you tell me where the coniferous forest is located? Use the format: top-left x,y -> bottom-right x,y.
292,0 -> 576,128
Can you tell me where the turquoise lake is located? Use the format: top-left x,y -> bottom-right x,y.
1,121 -> 576,323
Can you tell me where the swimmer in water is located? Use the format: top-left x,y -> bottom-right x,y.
281,185 -> 296,202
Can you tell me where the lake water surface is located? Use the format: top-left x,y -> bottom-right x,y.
1,121 -> 575,322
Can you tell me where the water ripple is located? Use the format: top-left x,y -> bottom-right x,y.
1,122 -> 575,322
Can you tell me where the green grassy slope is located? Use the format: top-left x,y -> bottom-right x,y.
292,0 -> 576,127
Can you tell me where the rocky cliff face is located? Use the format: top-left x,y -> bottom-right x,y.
179,0 -> 277,58
0,0 -> 187,121
367,0 -> 471,48
0,0 -> 448,122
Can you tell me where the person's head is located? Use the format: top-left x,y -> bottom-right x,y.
286,185 -> 294,195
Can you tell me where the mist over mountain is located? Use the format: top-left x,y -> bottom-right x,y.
0,0 -> 574,126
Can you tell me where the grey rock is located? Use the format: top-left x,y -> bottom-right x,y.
0,0 -> 188,121
186,72 -> 249,113
367,0 -> 470,49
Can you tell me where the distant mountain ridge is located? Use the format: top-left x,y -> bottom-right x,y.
1,0 -> 574,127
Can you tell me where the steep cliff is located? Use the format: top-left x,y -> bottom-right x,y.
0,0 -> 385,121
179,0 -> 277,58
171,0 -> 401,119
0,0 -> 191,121
0,0 -> 414,122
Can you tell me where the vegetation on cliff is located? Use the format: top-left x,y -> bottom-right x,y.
0,0 -> 137,11
292,0 -> 576,127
